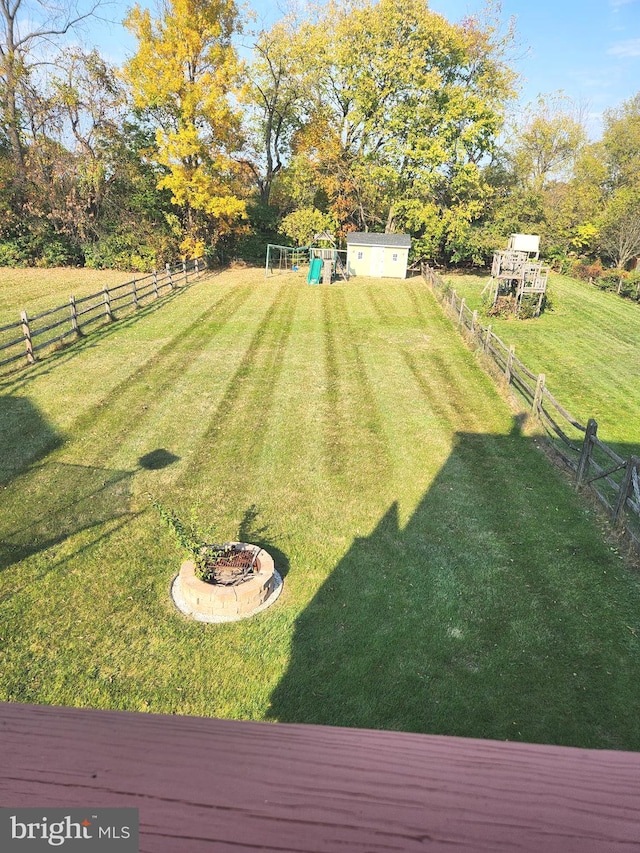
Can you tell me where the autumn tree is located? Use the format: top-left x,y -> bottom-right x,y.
553,94 -> 640,274
509,94 -> 586,189
124,0 -> 246,256
598,187 -> 640,281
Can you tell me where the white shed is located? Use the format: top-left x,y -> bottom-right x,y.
346,233 -> 411,279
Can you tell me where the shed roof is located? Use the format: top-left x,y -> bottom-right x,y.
346,232 -> 411,249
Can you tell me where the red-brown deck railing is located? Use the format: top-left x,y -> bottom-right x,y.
1,701 -> 639,852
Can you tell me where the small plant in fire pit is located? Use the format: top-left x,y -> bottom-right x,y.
193,542 -> 259,585
151,498 -> 258,584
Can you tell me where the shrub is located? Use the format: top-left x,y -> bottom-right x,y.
35,238 -> 82,268
0,233 -> 81,267
598,268 -> 626,292
0,239 -> 30,266
571,259 -> 603,281
84,232 -> 178,272
487,295 -> 517,317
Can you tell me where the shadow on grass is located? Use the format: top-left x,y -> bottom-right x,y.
267,419 -> 640,750
0,395 -> 63,484
1,449 -> 180,576
0,394 -> 180,577
0,460 -> 134,576
239,505 -> 291,579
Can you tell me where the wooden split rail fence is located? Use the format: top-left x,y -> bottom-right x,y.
422,264 -> 640,553
0,257 -> 204,376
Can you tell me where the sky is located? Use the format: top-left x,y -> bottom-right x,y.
79,0 -> 640,138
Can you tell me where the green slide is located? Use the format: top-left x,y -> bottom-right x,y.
307,258 -> 322,284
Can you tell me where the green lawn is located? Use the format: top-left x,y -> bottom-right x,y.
1,267 -> 640,749
0,266 -> 132,324
443,271 -> 640,458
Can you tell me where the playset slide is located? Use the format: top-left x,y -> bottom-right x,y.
307,257 -> 322,284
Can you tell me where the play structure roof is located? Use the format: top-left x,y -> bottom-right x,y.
346,232 -> 411,248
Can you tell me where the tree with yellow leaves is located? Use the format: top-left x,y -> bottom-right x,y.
124,0 -> 246,257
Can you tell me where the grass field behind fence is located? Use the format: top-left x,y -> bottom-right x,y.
444,272 -> 640,458
1,267 -> 640,749
0,267 -> 130,323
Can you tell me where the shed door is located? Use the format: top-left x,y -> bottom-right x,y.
370,247 -> 385,277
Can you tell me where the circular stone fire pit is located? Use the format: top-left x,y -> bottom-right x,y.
171,542 -> 282,623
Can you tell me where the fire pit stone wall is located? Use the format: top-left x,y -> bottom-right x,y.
178,544 -> 276,618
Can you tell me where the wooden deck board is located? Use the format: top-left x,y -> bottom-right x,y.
1,701 -> 640,851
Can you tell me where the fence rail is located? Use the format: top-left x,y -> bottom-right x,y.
0,257 -> 204,376
422,264 -> 640,554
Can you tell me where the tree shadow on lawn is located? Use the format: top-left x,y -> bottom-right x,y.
267,421 -> 640,750
239,504 -> 291,579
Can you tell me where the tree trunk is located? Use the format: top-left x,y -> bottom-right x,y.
2,56 -> 27,189
385,205 -> 396,234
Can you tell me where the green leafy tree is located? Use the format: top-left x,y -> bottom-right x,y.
277,0 -> 516,261
601,93 -> 640,191
279,207 -> 335,246
241,13 -> 309,207
510,94 -> 587,189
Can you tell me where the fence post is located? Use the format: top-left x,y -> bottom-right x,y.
612,456 -> 640,526
576,418 -> 598,490
132,277 -> 138,309
471,310 -> 478,337
104,286 -> 113,322
505,345 -> 515,383
532,373 -> 545,417
484,324 -> 492,353
183,258 -> 188,284
195,257 -> 199,277
20,310 -> 35,364
458,298 -> 465,327
70,295 -> 79,335
153,269 -> 159,299
166,263 -> 173,290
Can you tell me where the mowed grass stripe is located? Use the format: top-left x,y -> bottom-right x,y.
0,267 -> 135,323
176,282 -> 300,493
321,286 -> 391,483
1,273 -> 256,444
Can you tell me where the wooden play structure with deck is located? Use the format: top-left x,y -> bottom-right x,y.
487,234 -> 550,317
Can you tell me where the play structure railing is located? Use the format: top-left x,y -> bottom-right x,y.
422,263 -> 640,555
0,258 -> 206,377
